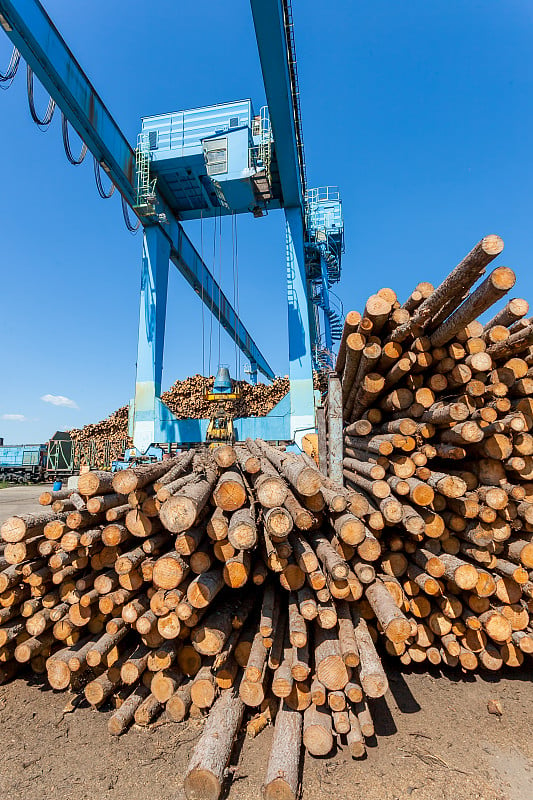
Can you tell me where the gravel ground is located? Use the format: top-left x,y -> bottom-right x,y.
0,483 -> 52,517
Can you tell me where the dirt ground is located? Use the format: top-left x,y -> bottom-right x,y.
1,486 -> 532,800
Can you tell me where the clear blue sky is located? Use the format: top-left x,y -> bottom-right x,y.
1,0 -> 532,444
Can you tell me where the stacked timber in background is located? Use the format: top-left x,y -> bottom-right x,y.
331,234 -> 533,672
69,374 -> 328,467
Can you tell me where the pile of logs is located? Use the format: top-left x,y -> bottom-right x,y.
162,373 -> 328,420
0,442 -> 385,800
1,233 -> 533,799
162,375 -> 296,419
332,234 -> 533,675
70,406 -> 132,469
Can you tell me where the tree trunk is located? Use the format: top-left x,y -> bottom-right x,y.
184,687 -> 245,800
263,702 -> 302,800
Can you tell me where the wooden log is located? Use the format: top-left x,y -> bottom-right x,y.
244,631 -> 269,683
391,235 -> 504,340
351,606 -> 388,697
272,627 -> 294,699
264,506 -> 294,540
213,470 -> 247,511
341,332 -> 366,403
263,702 -> 302,800
192,606 -> 234,656
212,445 -> 236,469
283,490 -> 317,531
484,297 -> 529,331
288,593 -> 307,649
86,624 -> 127,667
166,679 -> 193,722
154,450 -> 195,488
314,626 -> 350,690
479,610 -> 513,643
438,553 -> 479,590
336,311 -> 363,374
157,472 -> 198,503
206,507 -> 230,541
365,580 -> 411,643
183,687 -> 245,800
257,441 -> 322,497
303,704 -> 333,756
134,692 -> 163,726
112,459 -> 178,495
152,552 -> 190,590
108,685 -> 150,735
227,508 -> 257,550
1,510 -> 63,543
187,569 -> 224,609
430,267 -> 516,347
234,446 -> 261,476
337,600 -> 359,667
252,463 -> 289,510
191,664 -> 217,709
309,532 -> 349,580
160,471 -> 218,533
39,488 -> 71,506
78,470 -> 116,496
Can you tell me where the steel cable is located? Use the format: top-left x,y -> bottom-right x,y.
208,214 -> 217,377
26,65 -> 56,127
231,213 -> 239,381
61,112 -> 88,165
234,214 -> 241,380
93,155 -> 116,199
0,47 -> 20,89
121,195 -> 140,233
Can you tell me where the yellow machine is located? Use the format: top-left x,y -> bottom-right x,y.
205,366 -> 241,445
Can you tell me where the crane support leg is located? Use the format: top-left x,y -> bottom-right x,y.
248,361 -> 258,385
285,207 -> 315,444
133,225 -> 176,452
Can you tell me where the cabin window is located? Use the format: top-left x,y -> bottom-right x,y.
204,137 -> 228,175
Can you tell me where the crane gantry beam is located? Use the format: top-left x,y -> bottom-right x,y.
250,0 -> 305,212
0,0 -> 274,382
250,0 -> 316,440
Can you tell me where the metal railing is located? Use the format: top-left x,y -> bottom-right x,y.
134,133 -> 157,215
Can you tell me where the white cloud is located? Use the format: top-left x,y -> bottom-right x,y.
1,414 -> 27,422
41,394 -> 79,409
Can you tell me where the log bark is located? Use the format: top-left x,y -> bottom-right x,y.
263,702 -> 302,800
183,687 -> 245,800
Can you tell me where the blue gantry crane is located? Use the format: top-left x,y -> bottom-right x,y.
0,0 -> 344,451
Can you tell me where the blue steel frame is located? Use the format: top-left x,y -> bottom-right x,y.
0,0 -> 330,449
0,0 -> 276,451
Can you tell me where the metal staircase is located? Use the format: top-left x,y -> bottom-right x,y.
324,306 -> 343,340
